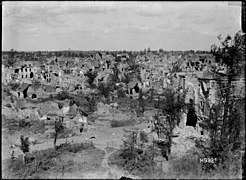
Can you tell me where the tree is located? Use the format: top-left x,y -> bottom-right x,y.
153,88 -> 186,157
121,74 -> 131,85
137,89 -> 145,117
5,50 -> 17,67
127,59 -> 141,81
20,135 -> 30,154
112,64 -> 120,83
84,71 -> 98,88
147,47 -> 151,53
198,31 -> 245,173
117,85 -> 126,98
54,116 -> 64,150
88,93 -> 96,112
20,135 -> 30,164
159,48 -> 164,53
97,82 -> 113,103
148,87 -> 156,102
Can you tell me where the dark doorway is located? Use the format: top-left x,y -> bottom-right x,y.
186,99 -> 197,128
134,84 -> 140,93
23,87 -> 28,99
30,72 -> 34,78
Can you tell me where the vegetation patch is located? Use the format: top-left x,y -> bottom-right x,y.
110,119 -> 136,128
108,148 -> 156,177
3,118 -> 46,135
4,142 -> 101,179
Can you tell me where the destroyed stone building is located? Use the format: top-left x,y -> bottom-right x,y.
2,50 -> 244,138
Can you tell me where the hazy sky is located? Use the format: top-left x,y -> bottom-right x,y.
2,1 -> 242,51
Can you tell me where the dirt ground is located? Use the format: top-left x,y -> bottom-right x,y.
2,120 -> 148,179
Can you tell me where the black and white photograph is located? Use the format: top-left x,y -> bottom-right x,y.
2,1 -> 245,179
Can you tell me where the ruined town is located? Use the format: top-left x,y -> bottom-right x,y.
2,1 -> 245,179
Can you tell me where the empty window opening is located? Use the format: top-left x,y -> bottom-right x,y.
30,72 -> 34,78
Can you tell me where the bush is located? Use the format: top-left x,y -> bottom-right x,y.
6,142 -> 97,179
29,120 -> 46,134
56,91 -> 70,100
19,119 -> 31,128
117,88 -> 126,98
56,141 -> 94,153
20,135 -> 30,154
171,152 -> 202,177
109,148 -> 156,176
139,131 -> 148,143
5,103 -> 12,108
110,119 -> 135,128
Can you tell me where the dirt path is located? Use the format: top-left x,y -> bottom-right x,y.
82,147 -> 139,179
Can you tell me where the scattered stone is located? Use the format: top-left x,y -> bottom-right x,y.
97,102 -> 112,115
2,106 -> 18,119
39,115 -> 47,121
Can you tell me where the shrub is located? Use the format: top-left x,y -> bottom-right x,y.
56,91 -> 70,100
56,141 -> 94,153
5,103 -> 12,108
117,88 -> 126,98
110,119 -> 135,128
58,102 -> 63,109
29,120 -> 46,134
19,119 -> 31,128
84,71 -> 98,88
109,148 -> 156,176
20,135 -> 30,154
139,131 -> 148,143
171,153 -> 202,177
6,142 -> 97,179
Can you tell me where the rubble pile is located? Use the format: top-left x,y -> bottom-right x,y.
171,126 -> 209,158
37,101 -> 61,117
17,108 -> 40,120
2,105 -> 18,120
95,102 -> 135,121
96,102 -> 112,115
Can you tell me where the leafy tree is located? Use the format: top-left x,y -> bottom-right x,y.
121,73 -> 131,84
57,51 -> 62,57
148,87 -> 156,102
117,87 -> 126,98
20,135 -> 30,164
137,89 -> 145,117
84,70 -> 98,88
20,135 -> 30,154
97,82 -> 113,103
159,48 -> 164,53
126,58 -> 141,81
4,54 -> 16,67
115,55 -> 121,62
87,93 -> 96,112
111,64 -> 120,83
56,91 -> 70,100
54,117 -> 64,150
153,88 -> 186,156
198,31 -> 245,173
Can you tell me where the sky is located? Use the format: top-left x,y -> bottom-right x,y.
2,1 -> 242,51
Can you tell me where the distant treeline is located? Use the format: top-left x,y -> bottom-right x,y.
2,49 -> 211,59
